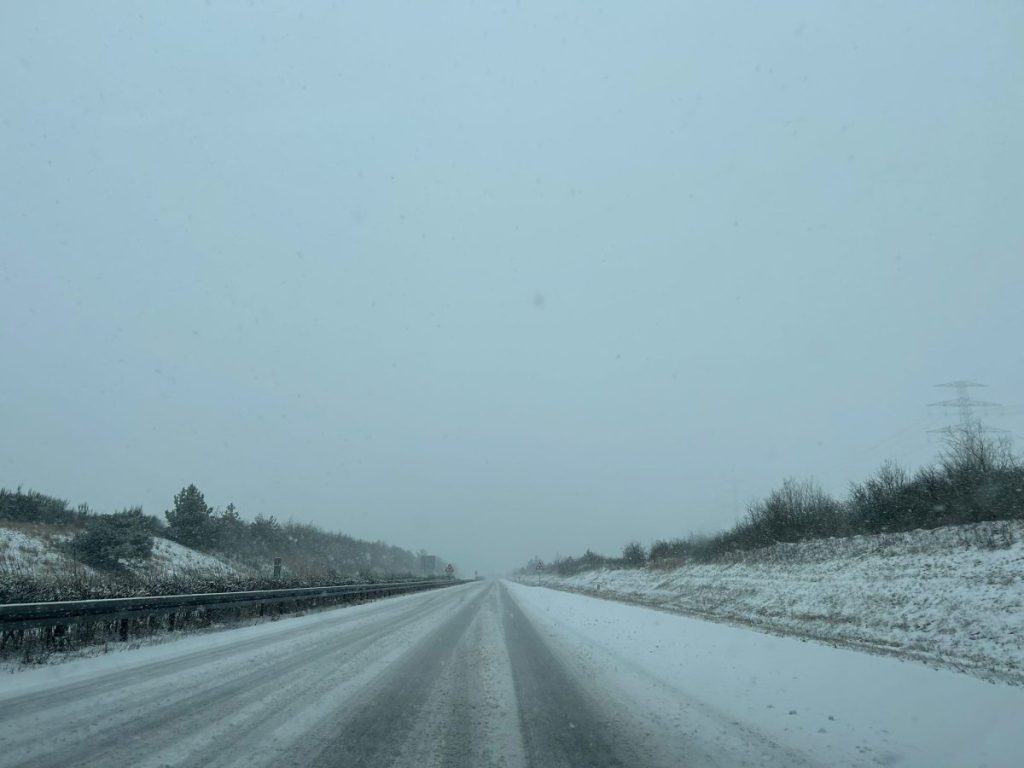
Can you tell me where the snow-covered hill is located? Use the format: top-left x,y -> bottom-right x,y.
525,520 -> 1024,684
0,525 -> 244,581
132,537 -> 242,577
0,526 -> 92,576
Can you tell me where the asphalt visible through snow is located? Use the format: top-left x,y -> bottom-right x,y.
0,580 -> 811,768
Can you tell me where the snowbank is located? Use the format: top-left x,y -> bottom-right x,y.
526,520 -> 1024,683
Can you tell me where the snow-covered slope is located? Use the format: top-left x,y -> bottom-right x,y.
0,526 -> 243,580
132,537 -> 241,577
526,521 -> 1024,684
0,526 -> 92,575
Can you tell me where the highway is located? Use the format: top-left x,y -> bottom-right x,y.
0,579 -> 817,768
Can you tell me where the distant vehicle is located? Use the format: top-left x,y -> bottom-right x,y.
419,554 -> 439,576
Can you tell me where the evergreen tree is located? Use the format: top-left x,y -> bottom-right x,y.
165,484 -> 213,548
70,508 -> 153,569
622,541 -> 647,567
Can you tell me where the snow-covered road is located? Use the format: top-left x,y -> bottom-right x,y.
0,580 -> 1020,767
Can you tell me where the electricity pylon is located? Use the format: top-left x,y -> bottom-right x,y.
928,380 -> 1009,439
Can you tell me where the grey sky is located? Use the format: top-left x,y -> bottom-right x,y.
2,1 -> 1022,575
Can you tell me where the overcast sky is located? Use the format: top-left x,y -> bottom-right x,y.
2,1 -> 1022,575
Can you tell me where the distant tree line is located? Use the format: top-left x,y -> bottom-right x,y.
528,427 -> 1024,576
1,483 -> 420,578
161,484 -> 419,576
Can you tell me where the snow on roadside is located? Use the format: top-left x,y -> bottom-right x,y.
525,520 -> 1024,683
505,580 -> 1024,768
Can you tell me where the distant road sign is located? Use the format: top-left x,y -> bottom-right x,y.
535,561 -> 545,571
445,563 -> 454,575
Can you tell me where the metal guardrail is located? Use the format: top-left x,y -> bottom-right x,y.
0,579 -> 466,630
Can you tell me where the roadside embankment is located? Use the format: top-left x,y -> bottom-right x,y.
524,521 -> 1024,684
